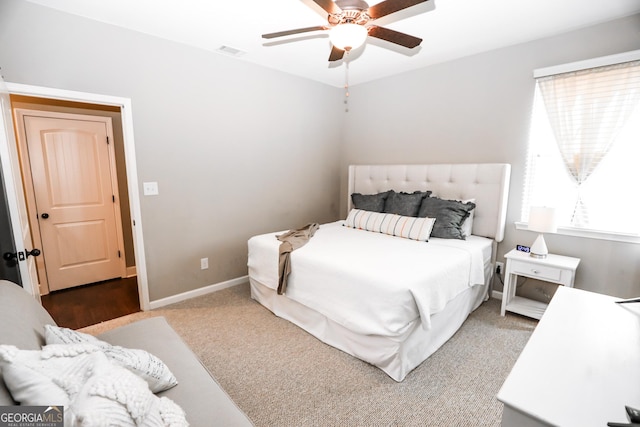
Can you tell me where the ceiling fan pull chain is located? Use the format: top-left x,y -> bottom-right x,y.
344,50 -> 350,112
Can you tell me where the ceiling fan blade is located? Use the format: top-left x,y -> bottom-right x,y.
262,25 -> 328,39
328,46 -> 345,61
312,0 -> 342,15
367,0 -> 428,19
367,25 -> 422,48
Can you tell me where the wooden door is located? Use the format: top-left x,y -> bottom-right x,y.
0,79 -> 41,297
22,113 -> 125,291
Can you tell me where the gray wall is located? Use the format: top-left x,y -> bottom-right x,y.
0,0 -> 344,300
341,14 -> 640,298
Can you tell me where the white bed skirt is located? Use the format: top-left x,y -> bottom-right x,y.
249,275 -> 489,382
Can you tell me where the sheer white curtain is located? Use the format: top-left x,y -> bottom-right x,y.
537,60 -> 640,226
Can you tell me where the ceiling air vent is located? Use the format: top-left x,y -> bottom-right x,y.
216,45 -> 246,57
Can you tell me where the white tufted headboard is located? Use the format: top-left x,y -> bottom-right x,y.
347,164 -> 511,242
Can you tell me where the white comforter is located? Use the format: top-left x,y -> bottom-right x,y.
248,221 -> 489,337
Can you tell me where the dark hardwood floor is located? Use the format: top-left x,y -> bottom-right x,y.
41,276 -> 140,330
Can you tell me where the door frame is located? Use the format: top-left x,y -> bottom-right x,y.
0,85 -> 39,298
4,82 -> 150,310
14,110 -> 128,293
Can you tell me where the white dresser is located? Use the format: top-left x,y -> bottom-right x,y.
498,286 -> 640,427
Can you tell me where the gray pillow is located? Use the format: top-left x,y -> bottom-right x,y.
384,191 -> 431,217
418,197 -> 476,239
351,191 -> 391,213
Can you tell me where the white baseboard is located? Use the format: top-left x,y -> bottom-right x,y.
125,266 -> 137,278
491,290 -> 503,300
148,275 -> 248,310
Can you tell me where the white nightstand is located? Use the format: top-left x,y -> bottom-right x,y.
500,248 -> 580,320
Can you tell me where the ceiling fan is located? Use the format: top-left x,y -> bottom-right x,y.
262,0 -> 429,62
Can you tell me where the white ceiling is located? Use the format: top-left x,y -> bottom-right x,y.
24,0 -> 640,87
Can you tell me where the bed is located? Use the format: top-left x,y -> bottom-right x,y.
248,164 -> 511,381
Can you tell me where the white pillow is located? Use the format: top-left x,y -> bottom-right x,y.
453,198 -> 476,237
0,344 -> 188,427
71,360 -> 187,427
461,203 -> 475,237
0,343 -> 97,408
44,325 -> 178,393
344,208 -> 435,242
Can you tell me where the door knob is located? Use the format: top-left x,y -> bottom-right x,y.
3,249 -> 41,261
40,213 -> 49,219
26,248 -> 41,258
2,252 -> 17,261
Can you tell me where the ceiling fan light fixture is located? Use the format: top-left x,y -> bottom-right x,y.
329,23 -> 368,51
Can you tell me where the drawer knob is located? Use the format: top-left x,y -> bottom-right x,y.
531,269 -> 540,274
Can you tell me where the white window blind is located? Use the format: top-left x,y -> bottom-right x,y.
523,56 -> 640,236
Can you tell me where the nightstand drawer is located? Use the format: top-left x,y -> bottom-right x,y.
510,260 -> 562,282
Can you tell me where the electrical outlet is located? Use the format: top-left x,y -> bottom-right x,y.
200,257 -> 208,270
495,262 -> 504,275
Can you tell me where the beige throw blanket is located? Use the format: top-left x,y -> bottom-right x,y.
276,223 -> 320,295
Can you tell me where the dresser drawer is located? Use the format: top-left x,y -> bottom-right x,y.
509,260 -> 562,282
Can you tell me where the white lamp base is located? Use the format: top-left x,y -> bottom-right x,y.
530,233 -> 548,258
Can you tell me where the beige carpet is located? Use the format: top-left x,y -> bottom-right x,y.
81,283 -> 537,427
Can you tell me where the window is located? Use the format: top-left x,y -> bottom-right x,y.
522,53 -> 640,239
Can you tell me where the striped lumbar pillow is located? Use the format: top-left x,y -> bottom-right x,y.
344,209 -> 435,242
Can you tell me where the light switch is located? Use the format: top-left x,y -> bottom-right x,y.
143,181 -> 159,196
